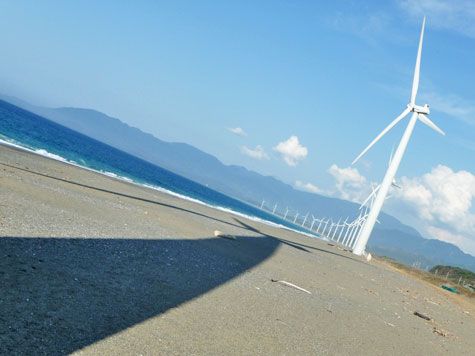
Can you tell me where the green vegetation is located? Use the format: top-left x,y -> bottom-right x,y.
374,256 -> 475,298
430,265 -> 475,291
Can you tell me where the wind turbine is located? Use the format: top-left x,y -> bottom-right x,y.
293,212 -> 299,224
283,206 -> 290,219
360,146 -> 403,212
352,17 -> 445,256
359,183 -> 380,211
359,181 -> 396,215
316,216 -> 325,234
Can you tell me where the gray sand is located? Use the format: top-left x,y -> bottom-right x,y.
1,144 -> 474,355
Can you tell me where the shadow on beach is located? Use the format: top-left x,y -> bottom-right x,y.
233,218 -> 367,264
0,234 -> 280,355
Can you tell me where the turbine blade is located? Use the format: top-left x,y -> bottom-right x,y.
360,184 -> 379,209
389,145 -> 395,167
373,184 -> 381,194
359,195 -> 372,210
418,114 -> 445,136
352,107 -> 411,165
411,17 -> 425,106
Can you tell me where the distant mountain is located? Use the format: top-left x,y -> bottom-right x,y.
2,94 -> 474,272
369,229 -> 475,272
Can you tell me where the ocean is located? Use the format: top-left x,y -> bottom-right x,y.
0,99 -> 316,236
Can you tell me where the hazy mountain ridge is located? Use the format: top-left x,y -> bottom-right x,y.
370,229 -> 475,271
2,95 -> 474,271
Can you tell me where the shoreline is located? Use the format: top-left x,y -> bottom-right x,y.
1,144 -> 474,355
0,139 -> 318,240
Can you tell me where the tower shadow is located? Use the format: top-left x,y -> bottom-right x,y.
0,234 -> 280,355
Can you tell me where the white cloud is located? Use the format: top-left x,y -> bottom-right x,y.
295,180 -> 325,195
273,136 -> 308,166
227,127 -> 247,136
327,164 -> 370,202
419,91 -> 475,126
388,164 -> 475,255
240,145 -> 269,160
395,165 -> 475,234
399,0 -> 475,38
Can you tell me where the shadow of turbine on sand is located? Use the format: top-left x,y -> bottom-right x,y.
0,235 -> 280,355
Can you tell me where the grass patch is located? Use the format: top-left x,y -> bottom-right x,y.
374,255 -> 475,299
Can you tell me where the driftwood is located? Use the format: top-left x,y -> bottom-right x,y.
271,279 -> 312,294
413,311 -> 431,321
214,230 -> 236,240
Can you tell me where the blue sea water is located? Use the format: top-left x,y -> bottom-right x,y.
0,100 -> 316,236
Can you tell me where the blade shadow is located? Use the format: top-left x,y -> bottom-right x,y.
0,234 -> 279,355
232,218 -> 368,263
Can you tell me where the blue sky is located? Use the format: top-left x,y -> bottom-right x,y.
0,0 -> 474,254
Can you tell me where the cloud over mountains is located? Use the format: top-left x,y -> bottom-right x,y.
396,165 -> 475,235
240,145 -> 269,160
273,136 -> 308,166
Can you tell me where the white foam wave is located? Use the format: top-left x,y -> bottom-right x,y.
0,137 -> 33,151
142,184 -> 207,206
0,138 -> 135,184
0,138 -> 71,163
103,171 -> 133,183
34,149 -> 68,162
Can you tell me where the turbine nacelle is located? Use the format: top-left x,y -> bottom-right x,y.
411,103 -> 430,115
391,178 -> 401,189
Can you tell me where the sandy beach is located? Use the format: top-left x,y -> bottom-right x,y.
1,144 -> 474,356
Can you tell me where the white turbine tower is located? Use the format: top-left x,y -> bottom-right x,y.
352,17 -> 445,256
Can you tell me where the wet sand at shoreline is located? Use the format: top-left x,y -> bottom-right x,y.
1,144 -> 474,355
